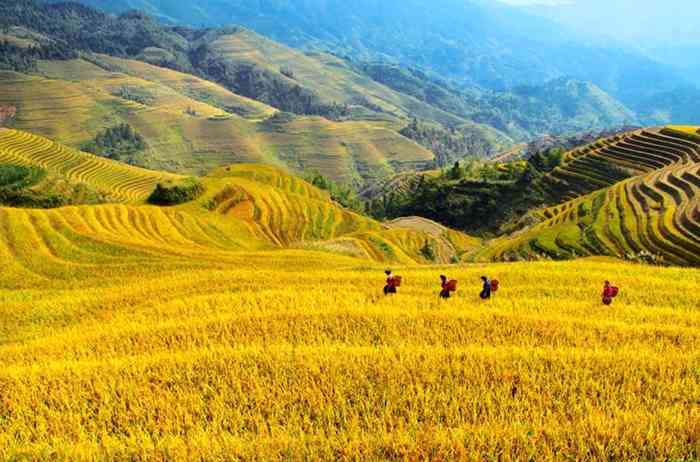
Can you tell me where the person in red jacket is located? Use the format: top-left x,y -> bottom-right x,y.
384,269 -> 398,295
602,281 -> 619,305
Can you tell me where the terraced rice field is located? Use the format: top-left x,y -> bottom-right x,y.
0,132 -> 471,264
199,164 -> 477,263
207,30 -> 465,128
0,129 -> 182,203
7,59 -> 435,184
86,55 -> 276,121
541,127 -> 700,201
477,127 -> 700,265
0,71 -> 111,146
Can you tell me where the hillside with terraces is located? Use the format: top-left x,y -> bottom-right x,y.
0,128 -> 478,272
476,126 -> 700,265
0,129 -> 183,203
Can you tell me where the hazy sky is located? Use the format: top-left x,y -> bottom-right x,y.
496,0 -> 700,46
498,0 -> 571,4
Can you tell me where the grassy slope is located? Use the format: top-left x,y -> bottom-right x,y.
1,59 -> 434,186
475,126 -> 700,265
86,55 -> 276,121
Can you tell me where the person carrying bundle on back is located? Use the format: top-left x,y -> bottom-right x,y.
384,269 -> 401,296
439,275 -> 458,299
602,281 -> 619,305
480,275 -> 492,300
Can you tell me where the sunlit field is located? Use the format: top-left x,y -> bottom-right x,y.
1,245 -> 698,460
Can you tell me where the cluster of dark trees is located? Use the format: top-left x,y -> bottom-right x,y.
0,1 -> 191,68
306,171 -> 365,213
367,149 -> 564,234
400,119 -> 494,167
0,39 -> 76,72
113,86 -> 154,106
82,123 -> 146,163
148,178 -> 204,206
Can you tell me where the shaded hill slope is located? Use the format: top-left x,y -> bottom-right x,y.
63,0 -> 698,127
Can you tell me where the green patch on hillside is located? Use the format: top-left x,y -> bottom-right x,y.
306,170 -> 364,213
368,151 -> 563,234
400,119 -> 498,166
148,177 -> 205,205
0,164 -> 45,189
0,163 -> 107,208
82,123 -> 147,165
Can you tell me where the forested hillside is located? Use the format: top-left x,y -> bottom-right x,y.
5,0 -> 640,145
62,0 -> 700,126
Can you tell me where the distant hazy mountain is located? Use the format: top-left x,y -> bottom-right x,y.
521,0 -> 700,107
60,0 -> 694,113
523,0 -> 700,49
3,0 -> 641,146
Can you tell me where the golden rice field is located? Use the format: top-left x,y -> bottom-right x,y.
0,236 -> 698,460
0,172 -> 696,460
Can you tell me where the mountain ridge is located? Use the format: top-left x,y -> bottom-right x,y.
16,0 -> 644,142
58,0 -> 700,127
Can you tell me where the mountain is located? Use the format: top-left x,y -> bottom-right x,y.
0,58 -> 436,188
9,1 -> 636,141
0,0 -> 646,191
636,85 -> 700,126
523,0 -> 700,51
643,44 -> 700,88
359,64 -> 636,140
62,0 -> 699,126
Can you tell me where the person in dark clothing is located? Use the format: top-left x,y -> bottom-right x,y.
439,275 -> 450,299
384,269 -> 397,295
479,276 -> 492,300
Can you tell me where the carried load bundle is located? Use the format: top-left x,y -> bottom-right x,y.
490,279 -> 500,292
446,279 -> 458,292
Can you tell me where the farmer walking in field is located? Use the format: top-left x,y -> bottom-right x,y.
384,269 -> 400,295
439,275 -> 457,299
479,275 -> 492,300
602,281 -> 619,305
